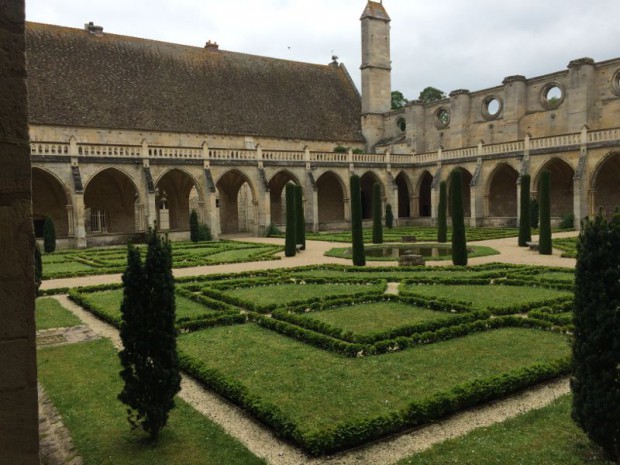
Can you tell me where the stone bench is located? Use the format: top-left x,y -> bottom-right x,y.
526,241 -> 539,251
399,253 -> 425,266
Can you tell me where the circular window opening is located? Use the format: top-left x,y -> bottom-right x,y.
482,96 -> 502,120
541,83 -> 564,109
396,117 -> 406,132
612,69 -> 620,97
435,107 -> 450,128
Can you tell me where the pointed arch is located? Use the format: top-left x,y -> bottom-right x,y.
215,169 -> 257,234
486,163 -> 519,217
447,167 -> 473,217
155,168 -> 204,231
590,151 -> 620,216
32,167 -> 72,237
316,171 -> 346,224
394,171 -> 412,218
268,170 -> 302,225
360,171 -> 384,220
416,170 -> 433,217
533,158 -> 575,217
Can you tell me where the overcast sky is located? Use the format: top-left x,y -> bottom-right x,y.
26,0 -> 620,100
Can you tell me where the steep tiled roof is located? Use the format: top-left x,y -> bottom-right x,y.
26,22 -> 364,142
360,1 -> 391,21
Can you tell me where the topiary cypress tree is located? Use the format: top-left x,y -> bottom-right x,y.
450,171 -> 468,266
518,175 -> 532,247
437,181 -> 448,243
571,213 -> 620,462
284,183 -> 296,257
294,184 -> 306,251
530,198 -> 540,229
189,209 -> 200,242
372,183 -> 383,244
118,231 -> 181,441
43,216 -> 56,253
350,174 -> 365,266
34,241 -> 42,297
538,170 -> 552,255
385,203 -> 394,229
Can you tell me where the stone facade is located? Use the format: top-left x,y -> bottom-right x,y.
0,1 -> 40,464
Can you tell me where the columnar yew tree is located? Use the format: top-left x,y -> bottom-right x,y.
350,174 -> 365,266
538,170 -> 552,254
294,184 -> 305,250
571,213 -> 620,462
385,203 -> 394,229
284,183 -> 296,257
118,231 -> 181,441
450,171 -> 468,266
43,216 -> 56,253
372,183 -> 383,244
518,175 -> 532,246
189,209 -> 200,242
437,181 -> 447,243
530,198 -> 540,229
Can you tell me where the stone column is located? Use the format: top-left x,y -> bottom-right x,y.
73,193 -> 87,248
312,188 -> 319,232
0,2 -> 40,463
66,204 -> 75,237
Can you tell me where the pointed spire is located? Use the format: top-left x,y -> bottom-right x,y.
360,1 -> 390,21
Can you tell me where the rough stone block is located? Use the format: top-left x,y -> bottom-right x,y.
0,387 -> 40,465
0,339 -> 36,390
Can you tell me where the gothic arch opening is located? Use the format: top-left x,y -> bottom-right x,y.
534,158 -> 574,217
448,167 -> 472,217
417,171 -> 433,217
592,152 -> 620,216
316,171 -> 345,224
360,172 -> 384,220
268,170 -> 300,225
394,172 -> 411,218
84,168 -> 140,234
216,170 -> 256,234
155,169 -> 201,231
487,164 -> 519,217
32,168 -> 71,238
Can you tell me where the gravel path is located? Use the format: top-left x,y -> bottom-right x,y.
52,294 -> 571,465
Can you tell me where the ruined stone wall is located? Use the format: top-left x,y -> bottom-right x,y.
0,1 -> 40,463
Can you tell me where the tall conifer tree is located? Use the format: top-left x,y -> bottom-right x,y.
284,183 -> 296,257
518,175 -> 532,246
372,183 -> 383,244
350,174 -> 365,266
437,181 -> 447,243
450,171 -> 468,266
538,170 -> 552,254
294,184 -> 306,250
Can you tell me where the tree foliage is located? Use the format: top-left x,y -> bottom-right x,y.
189,209 -> 199,242
538,170 -> 552,255
43,216 -> 56,253
385,204 -> 394,229
391,90 -> 408,110
437,181 -> 448,243
285,183 -> 297,257
418,86 -> 446,104
34,241 -> 42,296
450,171 -> 468,266
372,183 -> 383,244
294,184 -> 306,250
350,175 -> 365,266
118,231 -> 181,441
530,198 -> 540,229
518,175 -> 532,247
571,213 -> 620,462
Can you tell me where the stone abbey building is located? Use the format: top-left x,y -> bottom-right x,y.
28,1 -> 620,247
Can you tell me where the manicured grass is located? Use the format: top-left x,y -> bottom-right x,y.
42,240 -> 281,279
324,244 -> 499,261
219,282 -> 385,307
82,289 -> 219,322
178,324 -> 569,434
38,339 -> 265,465
35,297 -> 82,330
554,237 -> 578,258
401,284 -> 571,310
302,301 -> 458,335
395,395 -> 614,465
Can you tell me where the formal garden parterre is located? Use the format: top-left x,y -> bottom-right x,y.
63,262 -> 579,456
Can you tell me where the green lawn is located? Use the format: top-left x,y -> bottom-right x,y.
82,290 -> 220,322
396,395 -> 613,465
38,339 -> 265,465
401,284 -> 571,311
285,266 -> 513,281
301,301 -> 458,335
36,297 -> 82,330
179,324 -> 569,434
218,282 -> 385,307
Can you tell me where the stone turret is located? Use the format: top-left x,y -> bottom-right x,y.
360,1 -> 392,150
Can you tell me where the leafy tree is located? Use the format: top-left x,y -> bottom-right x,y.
333,145 -> 347,153
530,198 -> 540,229
450,171 -> 467,266
418,86 -> 446,104
294,184 -> 306,250
118,232 -> 181,440
518,175 -> 532,246
189,209 -> 200,242
43,216 -> 56,253
372,183 -> 383,244
350,175 -> 365,266
385,204 -> 394,229
284,183 -> 296,257
538,170 -> 552,255
34,242 -> 42,296
571,212 -> 620,462
391,90 -> 408,110
437,181 -> 447,243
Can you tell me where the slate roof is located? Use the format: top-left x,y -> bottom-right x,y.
26,22 -> 364,142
